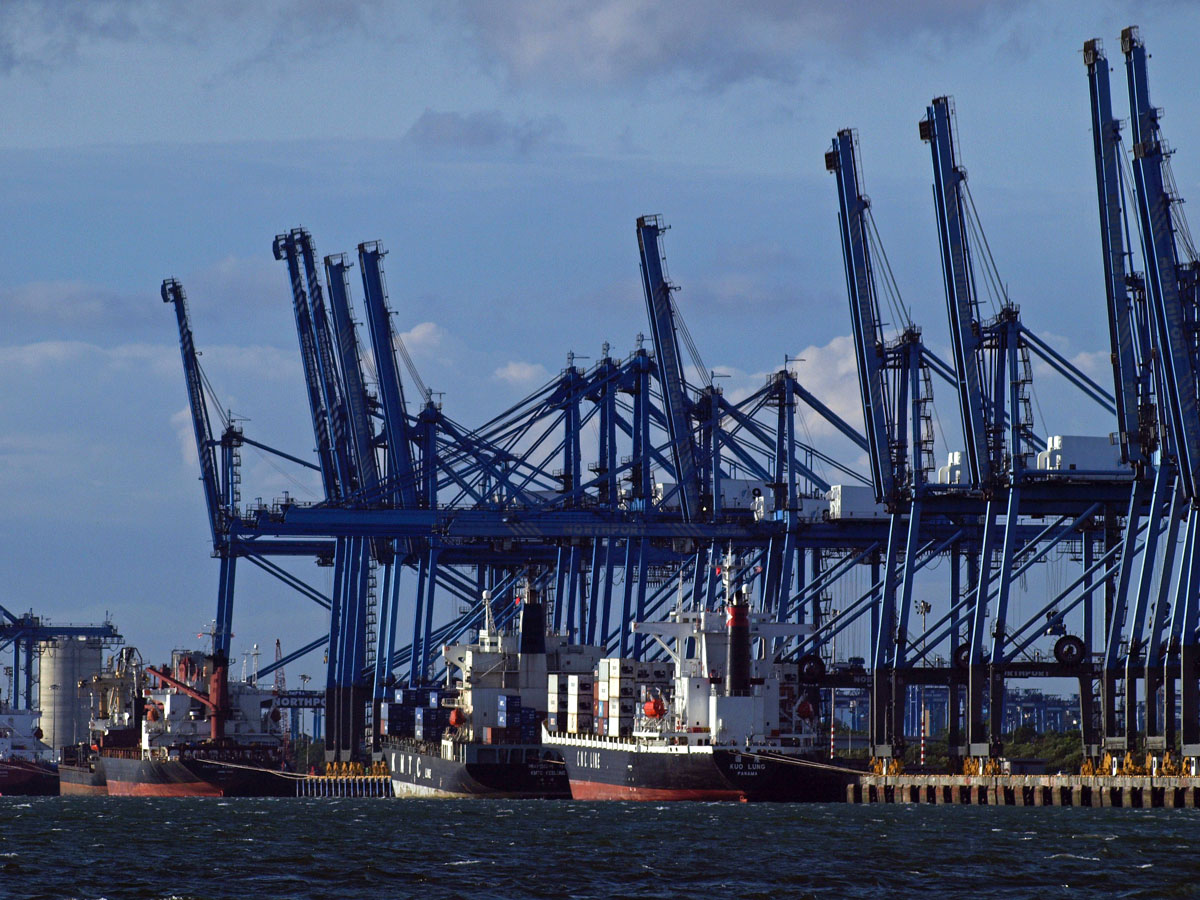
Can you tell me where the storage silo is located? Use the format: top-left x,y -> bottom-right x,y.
38,637 -> 104,756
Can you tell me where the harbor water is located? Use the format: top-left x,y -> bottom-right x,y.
0,797 -> 1191,899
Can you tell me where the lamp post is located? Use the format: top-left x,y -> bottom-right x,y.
299,674 -> 311,771
829,607 -> 839,759
915,601 -> 932,766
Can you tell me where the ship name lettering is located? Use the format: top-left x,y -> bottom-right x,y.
576,750 -> 601,770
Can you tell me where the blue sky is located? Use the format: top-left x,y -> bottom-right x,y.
0,0 -> 1195,676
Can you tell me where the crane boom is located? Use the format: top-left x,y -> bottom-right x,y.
1085,39 -> 1148,467
1122,27 -> 1200,499
273,233 -> 340,499
920,97 -> 994,488
324,254 -> 383,501
357,242 -> 419,510
637,215 -> 702,521
826,129 -> 895,503
295,229 -> 359,497
161,278 -> 223,545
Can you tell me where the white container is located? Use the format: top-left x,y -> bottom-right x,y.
826,484 -> 886,519
1036,435 -> 1124,475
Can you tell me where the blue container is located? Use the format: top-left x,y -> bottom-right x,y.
497,709 -> 508,728
386,703 -> 415,723
397,687 -> 433,706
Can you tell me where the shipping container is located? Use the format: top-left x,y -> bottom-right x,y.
566,713 -> 595,734
609,681 -> 635,699
826,483 -> 887,520
607,715 -> 634,736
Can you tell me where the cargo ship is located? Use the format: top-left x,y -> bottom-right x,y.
546,556 -> 856,802
383,588 -> 603,798
61,645 -> 293,797
0,704 -> 57,795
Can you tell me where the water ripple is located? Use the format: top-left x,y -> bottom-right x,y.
0,798 -> 1197,899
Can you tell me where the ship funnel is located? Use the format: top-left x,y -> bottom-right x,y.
519,593 -> 547,655
725,590 -> 751,697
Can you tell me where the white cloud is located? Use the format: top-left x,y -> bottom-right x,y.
171,407 -> 199,468
493,360 -> 549,386
398,321 -> 445,356
704,334 -> 872,481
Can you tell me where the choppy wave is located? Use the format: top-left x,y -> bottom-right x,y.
1,797 -> 1197,899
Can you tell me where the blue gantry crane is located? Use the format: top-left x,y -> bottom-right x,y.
162,27 -> 1200,774
1117,27 -> 1200,761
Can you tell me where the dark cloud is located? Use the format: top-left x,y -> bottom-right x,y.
0,0 -> 393,76
406,108 -> 565,154
448,0 -> 1037,91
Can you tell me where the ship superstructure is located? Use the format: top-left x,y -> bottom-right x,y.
384,589 -> 603,797
0,702 -> 57,795
547,555 -> 853,801
61,645 -> 292,796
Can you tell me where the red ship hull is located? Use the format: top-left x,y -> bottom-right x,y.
568,780 -> 743,801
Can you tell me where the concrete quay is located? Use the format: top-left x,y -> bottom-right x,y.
849,774 -> 1200,808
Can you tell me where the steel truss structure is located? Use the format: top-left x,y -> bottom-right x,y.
162,29 -> 1200,769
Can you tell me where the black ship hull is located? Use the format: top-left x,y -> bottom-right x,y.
0,759 -> 58,796
58,761 -> 106,796
100,755 -> 294,797
560,739 -> 854,802
385,740 -> 569,799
